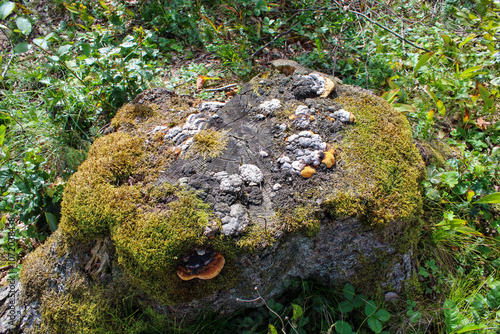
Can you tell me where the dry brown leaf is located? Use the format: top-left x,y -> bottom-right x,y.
476,117 -> 490,130
196,75 -> 207,90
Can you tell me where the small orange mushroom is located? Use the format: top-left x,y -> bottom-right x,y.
301,166 -> 316,178
321,151 -> 335,168
177,249 -> 225,281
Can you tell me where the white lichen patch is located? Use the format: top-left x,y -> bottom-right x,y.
331,109 -> 355,123
278,131 -> 330,176
164,113 -> 207,156
259,99 -> 281,115
239,164 -> 263,185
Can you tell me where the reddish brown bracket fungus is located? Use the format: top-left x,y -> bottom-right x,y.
177,249 -> 225,281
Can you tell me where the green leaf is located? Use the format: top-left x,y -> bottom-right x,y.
455,324 -> 489,333
343,283 -> 355,301
441,34 -> 451,45
492,77 -> 500,86
381,89 -> 400,103
424,85 -> 438,104
458,33 -> 476,48
44,212 -> 58,232
268,324 -> 278,334
0,1 -> 15,19
335,321 -> 352,334
460,66 -> 484,79
365,300 -> 377,317
15,17 -> 31,36
444,299 -> 460,333
475,192 -> 500,204
414,52 -> 434,74
338,301 -> 353,313
392,103 -> 416,113
81,43 -> 91,57
436,100 -> 446,116
291,303 -> 303,321
375,309 -> 390,322
440,171 -> 459,188
486,285 -> 500,309
57,44 -> 72,56
367,317 -> 383,333
13,42 -> 30,54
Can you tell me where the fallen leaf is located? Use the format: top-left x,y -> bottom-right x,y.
476,117 -> 490,130
196,75 -> 207,90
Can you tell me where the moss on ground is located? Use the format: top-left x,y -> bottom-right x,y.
324,89 -> 424,226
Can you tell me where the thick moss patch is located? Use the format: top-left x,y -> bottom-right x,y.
324,89 -> 424,225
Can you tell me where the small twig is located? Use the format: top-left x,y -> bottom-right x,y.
237,286 -> 287,334
0,28 -> 15,78
348,9 -> 431,52
246,28 -> 294,61
204,84 -> 238,92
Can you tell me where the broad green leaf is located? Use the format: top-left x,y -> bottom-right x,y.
392,103 -> 415,113
58,44 -> 72,56
444,299 -> 460,333
440,171 -> 459,188
467,190 -> 475,202
15,17 -> 31,36
475,192 -> 500,204
365,300 -> 377,317
0,1 -> 15,19
381,89 -> 400,103
268,324 -> 278,334
291,303 -> 303,321
367,317 -> 382,333
99,0 -> 109,11
343,283 -> 355,301
375,309 -> 391,322
335,321 -> 352,334
492,77 -> 500,86
477,83 -> 491,102
81,43 -> 91,57
455,226 -> 484,237
353,295 -> 366,308
436,100 -> 446,116
459,34 -> 476,48
414,52 -> 434,74
460,66 -> 485,79
441,34 -> 451,45
427,110 -> 434,121
425,85 -> 438,104
456,324 -> 490,333
13,42 -> 30,54
338,301 -> 353,313
44,212 -> 58,232
486,285 -> 500,309
33,37 -> 47,50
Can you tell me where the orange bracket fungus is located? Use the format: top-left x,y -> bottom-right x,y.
177,249 -> 225,281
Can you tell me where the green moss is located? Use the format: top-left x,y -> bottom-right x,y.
111,103 -> 156,128
324,90 -> 424,226
19,235 -> 58,303
185,129 -> 229,159
113,185 -> 239,303
59,132 -> 144,240
34,275 -> 169,334
277,205 -> 321,237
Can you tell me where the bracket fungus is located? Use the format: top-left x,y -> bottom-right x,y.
177,249 -> 225,281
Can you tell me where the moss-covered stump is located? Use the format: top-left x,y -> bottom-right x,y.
5,60 -> 425,333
